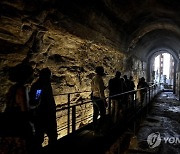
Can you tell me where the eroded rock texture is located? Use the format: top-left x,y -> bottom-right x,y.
0,0 -> 150,105
0,0 -> 147,138
1,0 -> 180,138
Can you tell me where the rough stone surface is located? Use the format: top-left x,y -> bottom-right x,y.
0,0 -> 180,140
0,1 -> 146,140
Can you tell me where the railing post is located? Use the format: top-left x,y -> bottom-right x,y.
141,90 -> 143,108
145,90 -> 147,108
146,88 -> 150,114
108,97 -> 111,115
133,92 -> 137,134
149,87 -> 150,103
134,92 -> 137,111
67,93 -> 70,134
72,106 -> 76,132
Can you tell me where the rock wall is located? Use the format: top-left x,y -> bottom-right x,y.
0,0 -> 146,139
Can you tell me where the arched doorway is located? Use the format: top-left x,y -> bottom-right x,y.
152,53 -> 174,90
147,48 -> 179,93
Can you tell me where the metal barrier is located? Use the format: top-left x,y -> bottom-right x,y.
54,91 -> 92,136
54,83 -> 161,139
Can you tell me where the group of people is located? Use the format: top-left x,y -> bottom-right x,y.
91,66 -> 149,134
2,63 -> 57,154
1,63 -> 149,153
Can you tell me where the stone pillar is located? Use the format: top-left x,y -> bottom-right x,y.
176,62 -> 180,100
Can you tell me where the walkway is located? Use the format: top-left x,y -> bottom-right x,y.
127,92 -> 180,154
43,91 -> 180,154
42,96 -> 154,153
42,112 -> 133,154
0,84 -> 159,154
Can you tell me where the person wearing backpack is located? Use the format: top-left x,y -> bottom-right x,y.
29,67 -> 57,152
1,63 -> 34,154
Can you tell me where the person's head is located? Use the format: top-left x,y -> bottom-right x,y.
9,63 -> 33,84
115,71 -> 121,78
141,77 -> 145,82
39,67 -> 52,82
123,75 -> 127,80
129,76 -> 133,80
95,66 -> 106,76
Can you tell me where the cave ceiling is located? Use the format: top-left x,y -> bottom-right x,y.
0,0 -> 180,61
103,0 -> 180,60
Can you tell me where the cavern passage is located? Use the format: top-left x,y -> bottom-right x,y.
0,0 -> 180,153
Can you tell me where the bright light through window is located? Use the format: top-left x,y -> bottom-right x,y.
154,53 -> 170,79
154,52 -> 174,85
163,53 -> 170,79
154,56 -> 159,74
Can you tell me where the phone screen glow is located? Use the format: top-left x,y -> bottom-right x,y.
35,89 -> 42,100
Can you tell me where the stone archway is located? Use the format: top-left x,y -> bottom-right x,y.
147,48 -> 179,93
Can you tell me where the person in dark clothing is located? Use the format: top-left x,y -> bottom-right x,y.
129,76 -> 135,91
29,68 -> 57,152
129,76 -> 136,107
108,71 -> 124,124
1,63 -> 34,154
137,77 -> 149,105
123,75 -> 131,109
123,75 -> 130,91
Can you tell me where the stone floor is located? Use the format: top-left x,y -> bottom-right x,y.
128,92 -> 180,154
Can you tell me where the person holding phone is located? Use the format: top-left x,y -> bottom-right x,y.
29,68 -> 57,153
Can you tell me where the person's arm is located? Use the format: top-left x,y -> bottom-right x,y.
98,78 -> 105,98
16,86 -> 28,112
25,85 -> 30,111
98,78 -> 107,107
132,82 -> 135,89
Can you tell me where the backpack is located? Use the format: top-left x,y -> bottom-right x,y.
5,84 -> 27,112
0,84 -> 30,136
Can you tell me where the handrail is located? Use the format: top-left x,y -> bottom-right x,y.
55,85 -> 155,109
51,83 -> 160,141
53,90 -> 91,96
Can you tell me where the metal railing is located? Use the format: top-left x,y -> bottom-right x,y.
54,83 -> 161,139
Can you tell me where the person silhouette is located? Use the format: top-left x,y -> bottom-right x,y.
29,68 -> 57,153
129,76 -> 135,107
123,75 -> 130,109
108,71 -> 124,124
2,63 -> 34,154
91,66 -> 107,134
129,76 -> 135,91
137,77 -> 149,105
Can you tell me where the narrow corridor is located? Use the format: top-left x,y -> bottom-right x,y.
128,92 -> 180,154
